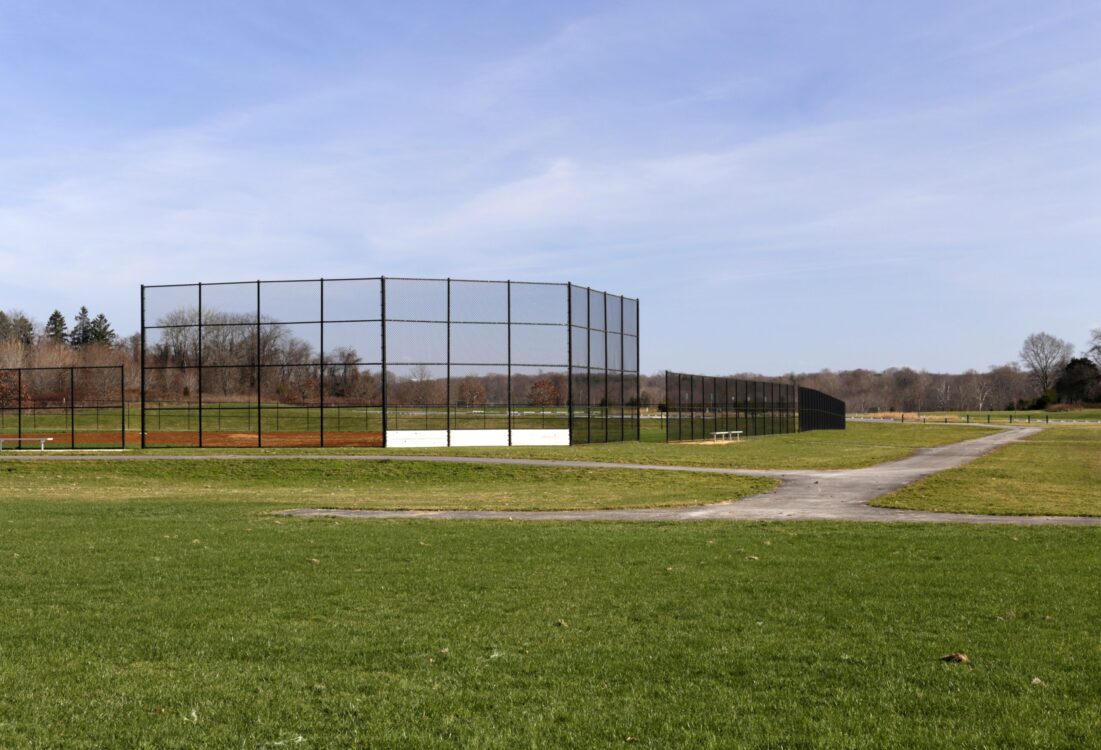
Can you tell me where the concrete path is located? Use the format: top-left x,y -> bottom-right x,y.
278,426 -> 1101,526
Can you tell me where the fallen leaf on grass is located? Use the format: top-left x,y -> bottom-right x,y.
555,619 -> 569,628
941,653 -> 969,664
746,555 -> 759,561
1031,677 -> 1044,686
308,558 -> 320,565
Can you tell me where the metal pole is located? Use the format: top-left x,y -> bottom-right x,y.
256,280 -> 262,448
664,370 -> 669,442
635,300 -> 640,440
507,280 -> 512,446
70,367 -> 75,449
16,369 -> 21,449
586,287 -> 592,444
567,283 -> 573,444
620,295 -> 625,442
602,291 -> 608,442
446,278 -> 451,447
198,282 -> 204,448
140,285 -> 146,448
380,276 -> 388,447
120,365 -> 126,448
320,278 -> 325,447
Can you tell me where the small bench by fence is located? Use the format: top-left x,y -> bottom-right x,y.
0,437 -> 54,451
710,430 -> 743,442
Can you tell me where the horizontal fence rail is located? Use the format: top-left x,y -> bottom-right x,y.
141,276 -> 641,448
0,366 -> 126,450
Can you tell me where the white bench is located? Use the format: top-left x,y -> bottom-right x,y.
0,437 -> 54,451
710,430 -> 743,442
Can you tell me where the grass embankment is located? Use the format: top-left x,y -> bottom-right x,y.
129,422 -> 1000,471
0,500 -> 1098,747
876,426 -> 1101,517
0,459 -> 775,511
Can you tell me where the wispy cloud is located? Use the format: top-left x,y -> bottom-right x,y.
1,1 -> 1099,373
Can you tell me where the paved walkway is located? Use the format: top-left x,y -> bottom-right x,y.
275,426 -> 1101,526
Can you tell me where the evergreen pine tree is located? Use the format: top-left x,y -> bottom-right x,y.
89,313 -> 117,345
44,310 -> 69,344
70,306 -> 92,347
0,311 -> 35,345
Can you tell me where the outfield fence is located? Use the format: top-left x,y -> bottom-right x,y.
0,366 -> 126,449
664,371 -> 845,441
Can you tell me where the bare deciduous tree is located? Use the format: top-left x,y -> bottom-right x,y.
1020,332 -> 1074,394
1088,328 -> 1101,370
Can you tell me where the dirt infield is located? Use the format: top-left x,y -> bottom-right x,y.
141,431 -> 384,448
0,431 -> 126,448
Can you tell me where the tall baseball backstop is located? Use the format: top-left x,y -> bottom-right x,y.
140,277 -> 640,448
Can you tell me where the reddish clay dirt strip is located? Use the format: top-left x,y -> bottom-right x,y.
140,431 -> 384,448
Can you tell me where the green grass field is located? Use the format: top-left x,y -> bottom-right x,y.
0,493 -> 1098,747
286,421 -> 1000,471
876,426 -> 1101,516
98,422 -> 994,471
0,458 -> 776,511
5,423 -> 1095,746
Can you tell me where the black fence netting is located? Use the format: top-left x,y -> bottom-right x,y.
797,386 -> 847,431
0,366 -> 126,449
665,371 -> 845,441
664,371 -> 797,441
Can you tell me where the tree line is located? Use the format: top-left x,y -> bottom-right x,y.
3,303 -> 1098,412
1,307 -> 118,348
635,328 -> 1101,413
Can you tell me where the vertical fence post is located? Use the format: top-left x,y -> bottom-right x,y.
120,366 -> 126,448
446,278 -> 451,447
256,280 -> 262,448
507,280 -> 513,446
140,285 -> 146,448
567,283 -> 574,445
198,282 -> 204,448
380,276 -> 388,448
635,299 -> 641,441
320,278 -> 325,448
586,287 -> 591,445
69,367 -> 75,449
16,369 -> 21,449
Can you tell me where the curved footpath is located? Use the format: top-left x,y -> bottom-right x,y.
5,427 -> 1099,525
276,426 -> 1101,526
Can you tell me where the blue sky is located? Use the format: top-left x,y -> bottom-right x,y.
1,0 -> 1099,374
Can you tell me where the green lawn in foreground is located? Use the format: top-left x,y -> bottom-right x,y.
875,426 -> 1101,517
120,422 -> 1000,471
0,495 -> 1098,748
0,459 -> 775,511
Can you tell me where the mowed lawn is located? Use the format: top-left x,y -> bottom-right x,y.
0,459 -> 775,511
876,426 -> 1101,517
0,497 -> 1098,748
136,422 -> 1000,471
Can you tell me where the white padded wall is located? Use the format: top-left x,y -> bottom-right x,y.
386,430 -> 448,448
510,429 -> 570,446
